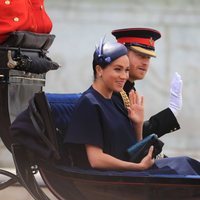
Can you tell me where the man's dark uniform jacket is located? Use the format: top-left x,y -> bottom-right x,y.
112,81 -> 180,138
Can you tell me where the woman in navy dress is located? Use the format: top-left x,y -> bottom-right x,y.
64,38 -> 200,175
65,39 -> 155,170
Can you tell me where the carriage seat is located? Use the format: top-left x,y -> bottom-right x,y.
46,93 -> 81,134
46,92 -> 96,168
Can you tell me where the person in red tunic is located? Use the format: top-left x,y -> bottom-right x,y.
0,0 -> 52,44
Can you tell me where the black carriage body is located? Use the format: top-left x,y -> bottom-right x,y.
0,32 -> 200,200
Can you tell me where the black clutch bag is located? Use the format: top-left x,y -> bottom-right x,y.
127,134 -> 164,163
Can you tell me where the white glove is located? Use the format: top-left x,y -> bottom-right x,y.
168,72 -> 183,117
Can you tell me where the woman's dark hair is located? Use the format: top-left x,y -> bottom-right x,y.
92,40 -> 127,79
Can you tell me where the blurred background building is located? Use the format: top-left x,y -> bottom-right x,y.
1,0 -> 200,167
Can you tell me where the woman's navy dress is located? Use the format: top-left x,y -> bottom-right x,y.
64,86 -> 200,175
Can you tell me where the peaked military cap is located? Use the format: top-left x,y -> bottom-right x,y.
112,28 -> 161,57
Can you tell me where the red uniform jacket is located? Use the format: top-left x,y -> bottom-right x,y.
0,0 -> 52,43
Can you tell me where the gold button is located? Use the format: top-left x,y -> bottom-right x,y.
13,17 -> 20,22
5,0 -> 11,5
40,5 -> 43,9
5,0 -> 10,5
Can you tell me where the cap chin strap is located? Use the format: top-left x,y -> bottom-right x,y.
120,90 -> 130,108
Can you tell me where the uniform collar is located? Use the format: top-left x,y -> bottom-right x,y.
124,80 -> 136,94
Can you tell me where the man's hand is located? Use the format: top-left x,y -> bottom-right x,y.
168,72 -> 183,117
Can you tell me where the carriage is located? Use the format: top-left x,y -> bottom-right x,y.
0,32 -> 200,200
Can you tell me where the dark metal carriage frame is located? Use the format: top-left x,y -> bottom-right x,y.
0,31 -> 57,199
0,45 -> 200,200
0,63 -> 51,199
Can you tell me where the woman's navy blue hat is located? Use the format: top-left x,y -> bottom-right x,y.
93,37 -> 128,67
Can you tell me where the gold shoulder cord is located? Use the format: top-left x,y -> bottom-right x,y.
120,90 -> 130,109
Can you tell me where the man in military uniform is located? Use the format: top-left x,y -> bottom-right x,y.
111,28 -> 182,138
0,0 -> 52,43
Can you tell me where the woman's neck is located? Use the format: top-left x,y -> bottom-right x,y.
92,82 -> 112,99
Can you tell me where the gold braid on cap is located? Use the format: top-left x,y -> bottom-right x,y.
120,89 -> 130,108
